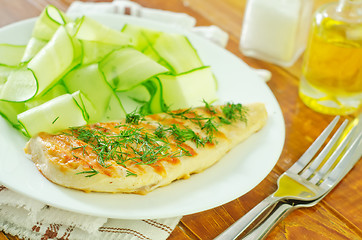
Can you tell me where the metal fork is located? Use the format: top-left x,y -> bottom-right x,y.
243,125 -> 362,240
214,115 -> 362,240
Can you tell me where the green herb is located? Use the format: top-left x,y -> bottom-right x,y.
67,101 -> 247,178
167,103 -> 218,145
71,145 -> 88,157
154,124 -> 167,139
52,116 -> 59,124
169,124 -> 205,147
125,111 -> 144,125
218,116 -> 231,125
175,143 -> 192,157
168,108 -> 209,124
201,118 -> 217,143
68,123 -> 182,173
221,102 -> 248,122
203,99 -> 217,115
126,170 -> 137,177
76,166 -> 99,177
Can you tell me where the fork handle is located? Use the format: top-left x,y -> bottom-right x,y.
214,195 -> 281,240
242,203 -> 294,240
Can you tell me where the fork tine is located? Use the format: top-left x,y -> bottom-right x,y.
309,121 -> 357,185
301,119 -> 349,180
316,115 -> 362,186
320,130 -> 362,189
288,116 -> 340,174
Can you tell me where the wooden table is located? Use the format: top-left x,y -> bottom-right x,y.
1,0 -> 361,239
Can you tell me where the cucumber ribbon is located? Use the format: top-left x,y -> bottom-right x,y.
0,5 -> 217,137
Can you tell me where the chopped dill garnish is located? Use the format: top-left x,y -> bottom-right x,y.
71,145 -> 88,157
154,124 -> 167,139
76,166 -> 99,177
201,118 -> 217,143
169,124 -> 203,146
126,170 -> 137,177
218,116 -> 231,125
221,102 -> 248,122
52,116 -> 60,124
203,99 -> 217,115
175,143 -> 192,157
125,111 -> 144,125
67,101 -> 248,178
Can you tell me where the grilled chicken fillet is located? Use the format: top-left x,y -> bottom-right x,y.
25,102 -> 267,194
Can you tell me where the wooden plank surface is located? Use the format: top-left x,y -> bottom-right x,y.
0,0 -> 361,239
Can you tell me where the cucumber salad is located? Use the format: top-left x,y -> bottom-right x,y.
0,5 -> 217,137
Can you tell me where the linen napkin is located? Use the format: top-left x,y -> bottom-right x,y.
0,1 -> 271,239
0,185 -> 181,240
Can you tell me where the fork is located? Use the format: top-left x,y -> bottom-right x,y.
214,115 -> 362,240
243,125 -> 362,240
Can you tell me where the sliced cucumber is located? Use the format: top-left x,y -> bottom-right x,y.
71,90 -> 96,123
121,24 -> 161,51
103,92 -> 126,122
121,25 -> 206,74
0,101 -> 26,129
28,26 -> 81,97
22,5 -> 69,62
159,66 -> 217,109
0,44 -> 26,66
153,33 -> 203,74
25,83 -> 68,109
121,24 -> 172,70
80,40 -> 122,65
117,77 -> 166,115
0,67 -> 37,102
17,91 -> 87,137
21,38 -> 48,63
1,5 -> 219,137
73,16 -> 132,46
117,84 -> 150,113
141,78 -> 167,114
0,65 -> 14,86
32,5 -> 69,40
100,47 -> 169,91
63,63 -> 126,123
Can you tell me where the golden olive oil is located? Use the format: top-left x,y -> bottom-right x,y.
299,1 -> 362,115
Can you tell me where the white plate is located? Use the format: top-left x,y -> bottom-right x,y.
0,14 -> 285,219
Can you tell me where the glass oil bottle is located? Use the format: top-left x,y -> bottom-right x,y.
299,0 -> 362,115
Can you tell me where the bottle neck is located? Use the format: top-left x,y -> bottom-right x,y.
336,0 -> 362,21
